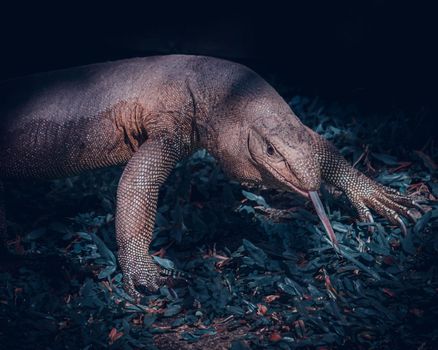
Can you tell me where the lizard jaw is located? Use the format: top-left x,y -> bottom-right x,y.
285,181 -> 311,198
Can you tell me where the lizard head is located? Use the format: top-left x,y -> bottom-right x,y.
210,98 -> 321,197
243,117 -> 338,246
246,114 -> 321,197
201,62 -> 321,198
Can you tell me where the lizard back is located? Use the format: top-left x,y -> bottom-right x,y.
0,55 -> 200,178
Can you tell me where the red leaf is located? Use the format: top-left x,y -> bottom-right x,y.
264,294 -> 280,303
269,331 -> 282,342
382,288 -> 396,298
108,327 -> 124,344
257,304 -> 268,316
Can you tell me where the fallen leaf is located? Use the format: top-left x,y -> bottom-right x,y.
269,331 -> 282,342
108,327 -> 123,344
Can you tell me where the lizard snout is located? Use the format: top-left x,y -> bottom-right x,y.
284,154 -> 321,196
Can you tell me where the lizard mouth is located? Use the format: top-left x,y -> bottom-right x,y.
264,162 -> 310,198
284,181 -> 310,198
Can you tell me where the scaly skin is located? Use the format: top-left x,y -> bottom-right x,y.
0,55 -> 421,298
311,133 -> 421,233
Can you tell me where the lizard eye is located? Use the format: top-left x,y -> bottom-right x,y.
266,143 -> 275,156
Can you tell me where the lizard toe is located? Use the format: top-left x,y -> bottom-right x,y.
377,195 -> 417,224
120,252 -> 172,300
133,265 -> 169,293
348,179 -> 428,235
122,274 -> 143,301
412,200 -> 428,214
351,200 -> 375,233
365,197 -> 408,235
373,184 -> 429,224
382,189 -> 428,214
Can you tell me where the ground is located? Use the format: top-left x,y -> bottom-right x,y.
0,96 -> 437,349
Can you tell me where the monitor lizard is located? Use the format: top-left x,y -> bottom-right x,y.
0,55 -> 422,299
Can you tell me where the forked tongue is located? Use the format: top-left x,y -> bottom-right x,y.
309,191 -> 339,249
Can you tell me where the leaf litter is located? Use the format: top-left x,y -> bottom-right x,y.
0,95 -> 437,350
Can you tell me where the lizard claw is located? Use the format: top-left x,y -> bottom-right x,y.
394,214 -> 407,236
123,267 -> 170,302
365,210 -> 375,225
314,135 -> 428,236
413,200 -> 427,214
119,251 -> 171,301
354,204 -> 375,233
346,174 -> 427,236
365,210 -> 375,233
123,274 -> 144,301
406,209 -> 419,223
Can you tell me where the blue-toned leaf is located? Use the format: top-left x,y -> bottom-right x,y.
152,256 -> 175,270
242,190 -> 270,208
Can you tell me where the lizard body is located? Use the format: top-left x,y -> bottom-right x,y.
0,55 -> 420,298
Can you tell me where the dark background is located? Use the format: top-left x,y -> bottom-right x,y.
0,1 -> 436,143
1,4 -> 437,348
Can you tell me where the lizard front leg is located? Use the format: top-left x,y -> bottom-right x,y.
116,134 -> 182,299
311,132 -> 423,233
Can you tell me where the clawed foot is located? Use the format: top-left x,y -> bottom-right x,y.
123,267 -> 170,301
119,252 -> 171,301
345,175 -> 427,235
